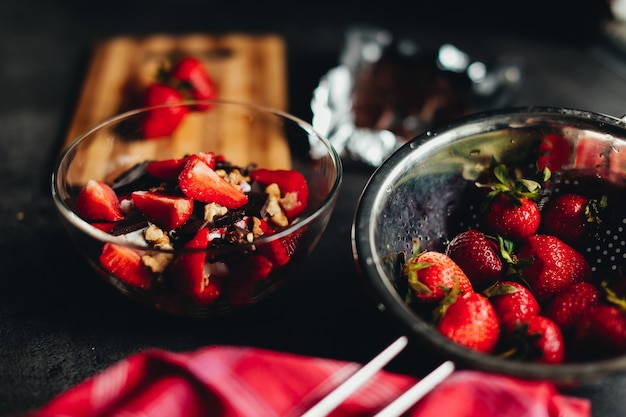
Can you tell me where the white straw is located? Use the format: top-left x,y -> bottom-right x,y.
373,360 -> 455,417
301,336 -> 409,417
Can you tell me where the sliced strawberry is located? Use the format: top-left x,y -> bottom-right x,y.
99,242 -> 154,289
91,222 -> 118,233
146,152 -> 216,181
141,83 -> 189,139
260,227 -> 305,267
178,154 -> 248,209
75,179 -> 124,222
131,191 -> 194,230
225,254 -> 274,304
171,56 -> 217,111
250,168 -> 309,219
146,156 -> 189,181
169,227 -> 221,304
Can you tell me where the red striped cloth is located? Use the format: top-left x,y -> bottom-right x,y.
22,346 -> 590,417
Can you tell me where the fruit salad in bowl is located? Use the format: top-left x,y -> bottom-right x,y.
52,100 -> 342,317
352,106 -> 626,384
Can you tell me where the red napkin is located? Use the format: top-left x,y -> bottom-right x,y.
22,345 -> 590,417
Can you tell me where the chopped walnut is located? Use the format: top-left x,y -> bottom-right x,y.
144,224 -> 173,250
216,168 -> 249,190
204,202 -> 228,223
265,183 -> 288,227
279,192 -> 298,213
142,253 -> 173,274
227,169 -> 247,186
251,217 -> 265,238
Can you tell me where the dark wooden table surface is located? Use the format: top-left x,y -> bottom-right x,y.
2,1 -> 626,416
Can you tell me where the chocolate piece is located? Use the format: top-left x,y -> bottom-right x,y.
111,161 -> 162,195
110,210 -> 149,236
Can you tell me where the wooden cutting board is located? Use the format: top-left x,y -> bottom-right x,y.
63,33 -> 290,180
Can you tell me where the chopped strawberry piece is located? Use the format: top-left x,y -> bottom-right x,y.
131,191 -> 194,230
75,179 -> 124,222
99,243 -> 154,289
225,254 -> 274,304
141,83 -> 189,139
260,227 -> 305,266
146,152 -> 216,181
171,56 -> 217,111
178,154 -> 248,209
146,157 -> 188,181
91,222 -> 118,233
250,168 -> 309,219
169,228 -> 221,304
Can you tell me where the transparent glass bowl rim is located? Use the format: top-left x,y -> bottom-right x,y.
52,99 -> 344,254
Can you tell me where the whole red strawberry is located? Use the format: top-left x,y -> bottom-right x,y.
484,280 -> 540,332
573,305 -> 626,360
540,192 -> 605,249
141,83 -> 189,139
523,315 -> 565,364
516,234 -> 592,303
544,282 -> 600,335
482,194 -> 541,242
478,164 -> 544,241
404,240 -> 474,304
445,229 -> 510,290
171,56 -> 217,111
436,291 -> 500,354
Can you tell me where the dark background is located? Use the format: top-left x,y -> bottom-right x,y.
3,0 -> 626,416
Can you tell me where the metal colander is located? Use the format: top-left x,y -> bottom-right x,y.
352,106 -> 626,385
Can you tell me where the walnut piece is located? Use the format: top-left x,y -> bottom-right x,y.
204,202 -> 229,223
142,253 -> 173,274
144,224 -> 173,250
265,183 -> 288,227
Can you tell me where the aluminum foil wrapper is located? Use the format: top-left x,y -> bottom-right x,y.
310,27 -> 524,166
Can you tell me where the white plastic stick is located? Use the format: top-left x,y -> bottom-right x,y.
373,360 -> 455,417
301,336 -> 409,417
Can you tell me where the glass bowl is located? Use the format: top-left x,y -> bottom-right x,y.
52,99 -> 342,317
352,106 -> 626,385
